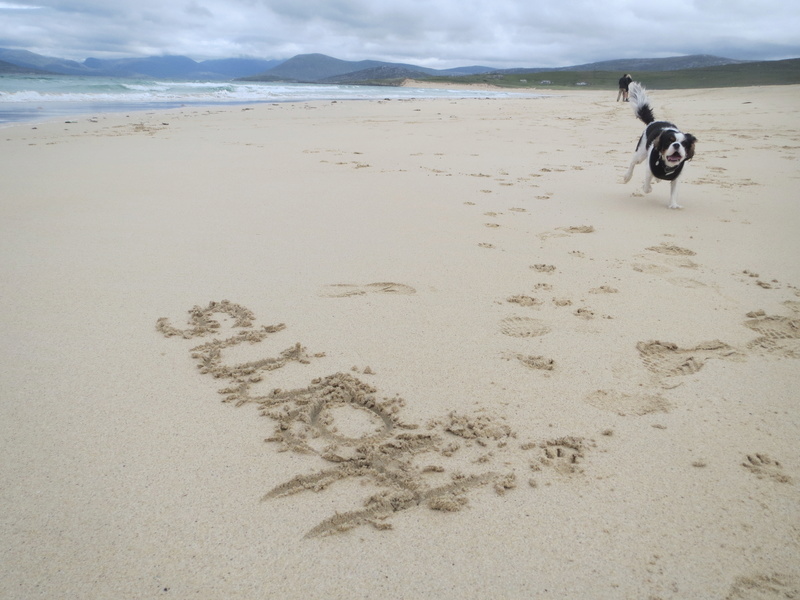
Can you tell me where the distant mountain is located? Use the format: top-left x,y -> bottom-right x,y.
496,54 -> 748,75
0,58 -> 55,74
320,65 -> 431,84
240,53 -> 422,82
82,55 -> 282,78
79,55 -> 282,79
198,58 -> 284,78
83,55 -> 200,78
0,48 -> 282,79
0,48 -> 92,75
565,54 -> 749,72
239,53 -> 747,83
240,53 -> 497,82
315,62 -> 495,84
0,48 -> 756,83
437,65 -> 497,76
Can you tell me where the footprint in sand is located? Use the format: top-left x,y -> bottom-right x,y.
499,316 -> 551,338
646,243 -> 696,256
319,282 -> 416,297
666,277 -> 708,289
743,313 -> 800,357
741,454 -> 793,484
632,262 -> 671,275
584,389 -> 672,416
636,340 -> 743,378
503,352 -> 555,372
537,225 -> 595,240
725,572 -> 800,600
506,295 -> 543,308
531,264 -> 556,273
589,285 -> 619,294
560,225 -> 595,234
633,244 -> 707,289
528,437 -> 590,478
784,300 -> 800,314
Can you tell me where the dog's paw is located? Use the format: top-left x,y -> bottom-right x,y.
668,203 -> 683,209
643,184 -> 652,194
622,173 -> 632,184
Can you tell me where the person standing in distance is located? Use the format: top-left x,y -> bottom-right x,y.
617,73 -> 633,102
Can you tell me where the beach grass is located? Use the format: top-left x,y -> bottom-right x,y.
418,57 -> 800,90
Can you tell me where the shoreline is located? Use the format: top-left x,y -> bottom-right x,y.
0,78 -> 543,128
2,84 -> 799,599
3,77 -> 794,129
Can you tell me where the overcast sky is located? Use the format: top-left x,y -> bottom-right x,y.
1,0 -> 799,69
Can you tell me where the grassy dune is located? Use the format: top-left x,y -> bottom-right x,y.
419,58 -> 800,90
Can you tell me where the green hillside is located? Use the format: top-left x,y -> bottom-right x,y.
420,58 -> 800,90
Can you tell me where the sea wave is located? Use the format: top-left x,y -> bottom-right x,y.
0,75 -> 544,124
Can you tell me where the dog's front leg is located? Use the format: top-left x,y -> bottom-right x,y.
643,171 -> 653,194
623,161 -> 636,184
623,152 -> 644,184
668,179 -> 682,209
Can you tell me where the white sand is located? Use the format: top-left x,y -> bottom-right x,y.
1,85 -> 799,599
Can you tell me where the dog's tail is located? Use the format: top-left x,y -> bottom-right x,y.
628,82 -> 655,125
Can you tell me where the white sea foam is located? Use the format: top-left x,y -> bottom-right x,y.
0,75 -> 544,124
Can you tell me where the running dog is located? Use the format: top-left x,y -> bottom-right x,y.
623,83 -> 697,209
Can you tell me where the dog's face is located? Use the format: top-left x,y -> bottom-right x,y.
657,130 -> 696,166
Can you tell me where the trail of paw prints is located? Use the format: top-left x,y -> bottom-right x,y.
500,277 -> 616,374
504,278 -> 613,321
158,301 -> 595,537
319,282 -> 416,297
736,268 -> 797,291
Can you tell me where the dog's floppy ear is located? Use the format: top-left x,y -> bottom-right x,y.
684,134 -> 697,160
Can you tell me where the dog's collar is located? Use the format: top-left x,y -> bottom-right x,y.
655,157 -> 678,174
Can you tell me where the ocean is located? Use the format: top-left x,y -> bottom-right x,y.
0,75 -> 541,126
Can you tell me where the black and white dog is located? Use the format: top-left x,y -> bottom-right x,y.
622,82 -> 697,209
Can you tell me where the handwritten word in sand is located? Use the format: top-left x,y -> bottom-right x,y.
158,300 -> 589,537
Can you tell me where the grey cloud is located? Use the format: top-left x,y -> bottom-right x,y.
1,0 -> 798,67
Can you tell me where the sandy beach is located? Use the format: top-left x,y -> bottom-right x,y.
2,84 -> 799,599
